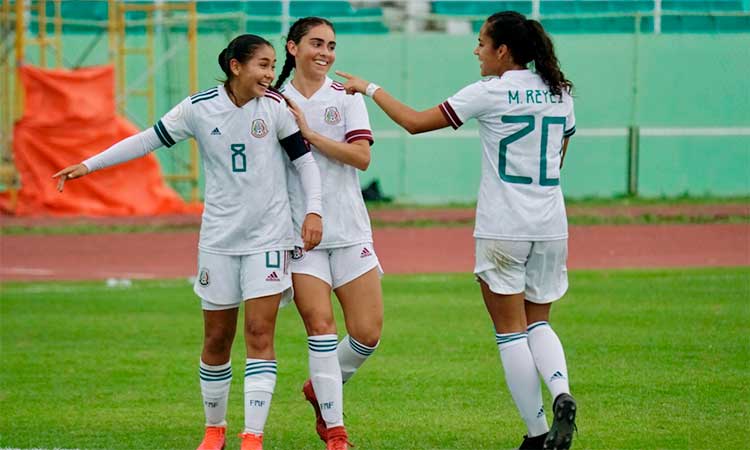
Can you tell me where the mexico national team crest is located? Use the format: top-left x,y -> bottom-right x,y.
198,267 -> 210,286
291,246 -> 305,261
324,106 -> 341,125
251,119 -> 268,138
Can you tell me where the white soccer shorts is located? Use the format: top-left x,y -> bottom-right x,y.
193,249 -> 293,310
289,243 -> 383,289
474,238 -> 568,303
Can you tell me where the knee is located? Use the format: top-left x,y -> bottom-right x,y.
203,328 -> 234,357
244,321 -> 274,353
350,327 -> 381,348
305,315 -> 337,336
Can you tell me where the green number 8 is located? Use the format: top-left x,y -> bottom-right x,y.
231,143 -> 247,172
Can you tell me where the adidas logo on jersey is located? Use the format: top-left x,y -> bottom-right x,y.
360,247 -> 372,258
211,127 -> 221,135
265,271 -> 280,282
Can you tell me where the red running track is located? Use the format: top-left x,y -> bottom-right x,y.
1,224 -> 748,281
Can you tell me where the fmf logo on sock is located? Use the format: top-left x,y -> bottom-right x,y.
320,401 -> 335,410
249,400 -> 266,407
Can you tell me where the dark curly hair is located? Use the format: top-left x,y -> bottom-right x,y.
485,11 -> 573,96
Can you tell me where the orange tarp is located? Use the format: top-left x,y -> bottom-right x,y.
2,65 -> 201,216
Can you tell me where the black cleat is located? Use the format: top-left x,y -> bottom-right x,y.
519,432 -> 548,450
544,393 -> 577,450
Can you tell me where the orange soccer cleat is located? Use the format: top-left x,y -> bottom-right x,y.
196,426 -> 226,450
302,379 -> 328,442
326,426 -> 352,450
239,432 -> 264,450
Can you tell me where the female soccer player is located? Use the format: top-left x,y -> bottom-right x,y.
272,16 -> 383,450
336,11 -> 577,450
53,34 -> 323,450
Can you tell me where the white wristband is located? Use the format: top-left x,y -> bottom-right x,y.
365,82 -> 380,97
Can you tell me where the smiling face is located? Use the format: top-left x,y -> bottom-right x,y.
288,24 -> 336,79
230,44 -> 276,99
474,23 -> 503,77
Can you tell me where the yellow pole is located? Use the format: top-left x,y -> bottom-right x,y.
188,0 -> 199,201
108,0 -> 117,64
116,1 -> 125,115
146,8 -> 154,125
15,0 -> 25,119
0,0 -> 9,189
54,0 -> 62,68
37,0 -> 46,67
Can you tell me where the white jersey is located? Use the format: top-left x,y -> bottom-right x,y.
156,85 -> 299,255
281,77 -> 374,249
439,70 -> 576,241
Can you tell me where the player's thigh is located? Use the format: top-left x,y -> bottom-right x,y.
479,278 -> 527,334
293,272 -> 337,336
525,239 -> 568,304
329,244 -> 383,344
474,238 -> 530,296
243,291 -> 283,359
334,266 -> 383,345
194,250 -> 243,311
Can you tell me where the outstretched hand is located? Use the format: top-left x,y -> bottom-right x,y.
334,70 -> 369,96
52,163 -> 90,192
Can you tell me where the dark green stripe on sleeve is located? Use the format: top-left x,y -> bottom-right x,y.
153,124 -> 171,147
156,120 -> 176,147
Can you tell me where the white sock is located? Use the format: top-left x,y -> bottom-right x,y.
243,359 -> 277,434
308,334 -> 344,428
337,335 -> 378,384
199,360 -> 232,427
496,332 -> 549,437
527,321 -> 571,401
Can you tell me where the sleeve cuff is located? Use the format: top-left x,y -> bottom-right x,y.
439,101 -> 463,130
345,129 -> 374,145
563,126 -> 576,138
153,120 -> 176,148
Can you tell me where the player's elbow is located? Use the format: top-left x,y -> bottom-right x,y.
354,152 -> 371,171
403,120 -> 422,135
402,116 -> 431,135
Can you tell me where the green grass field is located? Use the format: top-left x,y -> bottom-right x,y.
1,268 -> 748,449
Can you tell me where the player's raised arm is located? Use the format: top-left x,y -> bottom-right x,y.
335,70 -> 450,135
52,127 -> 166,192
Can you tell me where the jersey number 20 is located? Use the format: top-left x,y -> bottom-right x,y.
499,115 -> 565,186
231,144 -> 247,172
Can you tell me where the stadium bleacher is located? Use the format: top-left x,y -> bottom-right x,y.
29,1 -> 749,35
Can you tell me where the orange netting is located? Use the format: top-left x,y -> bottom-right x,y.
0,65 -> 201,216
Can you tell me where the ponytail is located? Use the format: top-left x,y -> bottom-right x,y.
217,47 -> 231,78
485,12 -> 573,96
524,19 -> 572,96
